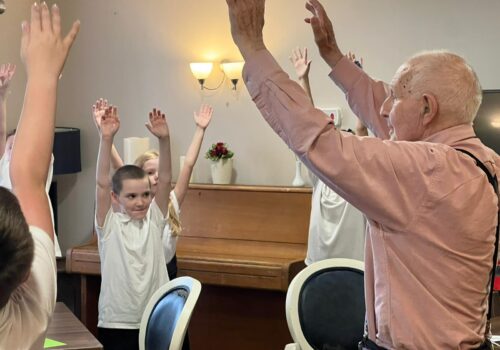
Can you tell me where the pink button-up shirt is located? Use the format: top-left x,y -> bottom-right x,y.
244,50 -> 499,349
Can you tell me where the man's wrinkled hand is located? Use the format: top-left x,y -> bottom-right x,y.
226,0 -> 266,59
305,0 -> 343,68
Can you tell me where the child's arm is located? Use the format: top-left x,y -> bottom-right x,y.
95,106 -> 120,227
0,63 -> 15,156
11,3 -> 79,238
290,47 -> 313,104
145,108 -> 171,216
92,98 -> 124,170
174,104 -> 213,206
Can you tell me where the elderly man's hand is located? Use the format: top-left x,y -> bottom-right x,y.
226,0 -> 266,59
305,0 -> 343,68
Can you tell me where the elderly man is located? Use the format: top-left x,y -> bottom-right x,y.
226,0 -> 499,349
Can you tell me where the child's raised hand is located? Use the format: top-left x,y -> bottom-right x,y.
289,47 -> 311,80
20,2 -> 80,80
92,98 -> 109,130
194,104 -> 213,130
347,51 -> 363,69
146,108 -> 170,139
99,106 -> 120,138
0,63 -> 16,97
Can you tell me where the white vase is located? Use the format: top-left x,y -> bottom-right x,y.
211,158 -> 233,184
292,159 -> 305,187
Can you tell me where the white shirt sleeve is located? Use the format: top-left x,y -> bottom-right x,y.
162,191 -> 180,263
0,226 -> 57,350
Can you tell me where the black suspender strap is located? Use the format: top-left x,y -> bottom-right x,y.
456,149 -> 500,324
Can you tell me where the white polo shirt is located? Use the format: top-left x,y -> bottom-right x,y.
305,173 -> 366,265
96,200 -> 170,329
0,226 -> 57,350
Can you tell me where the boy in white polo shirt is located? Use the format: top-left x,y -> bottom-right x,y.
0,3 -> 79,349
95,106 -> 172,350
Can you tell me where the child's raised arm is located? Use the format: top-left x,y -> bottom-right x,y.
92,98 -> 124,170
290,47 -> 313,104
0,64 -> 16,156
174,104 -> 213,206
11,3 -> 79,238
95,106 -> 120,227
145,108 -> 171,216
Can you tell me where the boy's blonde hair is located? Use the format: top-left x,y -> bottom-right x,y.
134,150 -> 182,236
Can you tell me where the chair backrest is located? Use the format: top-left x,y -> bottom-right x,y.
285,258 -> 365,350
139,276 -> 202,350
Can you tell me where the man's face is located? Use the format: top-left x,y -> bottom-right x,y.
142,158 -> 159,197
380,66 -> 425,141
112,177 -> 152,220
5,135 -> 14,161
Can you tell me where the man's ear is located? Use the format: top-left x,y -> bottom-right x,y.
422,93 -> 438,126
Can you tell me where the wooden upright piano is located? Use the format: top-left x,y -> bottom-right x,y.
66,184 -> 311,350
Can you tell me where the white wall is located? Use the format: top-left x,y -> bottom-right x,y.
1,0 -> 500,252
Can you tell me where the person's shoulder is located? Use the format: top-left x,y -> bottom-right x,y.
30,226 -> 55,257
148,200 -> 168,230
383,139 -> 449,167
95,208 -> 121,241
19,227 -> 57,314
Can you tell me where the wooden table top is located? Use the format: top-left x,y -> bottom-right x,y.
46,303 -> 102,350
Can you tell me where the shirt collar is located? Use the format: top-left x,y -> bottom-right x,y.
422,124 -> 476,147
116,212 -> 132,223
115,212 -> 147,225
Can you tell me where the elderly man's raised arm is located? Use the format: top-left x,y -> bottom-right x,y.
329,57 -> 390,139
305,0 -> 390,139
227,0 -> 433,230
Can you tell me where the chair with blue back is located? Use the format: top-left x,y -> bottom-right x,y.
139,276 -> 202,350
284,258 -> 365,350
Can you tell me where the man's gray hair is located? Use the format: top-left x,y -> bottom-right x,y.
401,50 -> 482,125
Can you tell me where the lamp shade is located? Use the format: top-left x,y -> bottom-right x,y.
53,127 -> 81,175
190,62 -> 213,80
221,61 -> 244,80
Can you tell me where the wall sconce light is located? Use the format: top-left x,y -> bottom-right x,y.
221,61 -> 245,90
190,60 -> 244,91
189,62 -> 213,90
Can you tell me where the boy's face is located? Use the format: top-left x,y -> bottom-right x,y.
142,158 -> 159,197
112,177 -> 152,220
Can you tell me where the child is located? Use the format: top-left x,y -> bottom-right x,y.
93,99 -> 214,279
0,63 -> 16,159
0,63 -> 63,257
289,47 -> 366,264
95,105 -> 172,350
0,3 -> 79,349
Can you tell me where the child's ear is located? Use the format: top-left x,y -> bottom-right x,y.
111,191 -> 119,205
